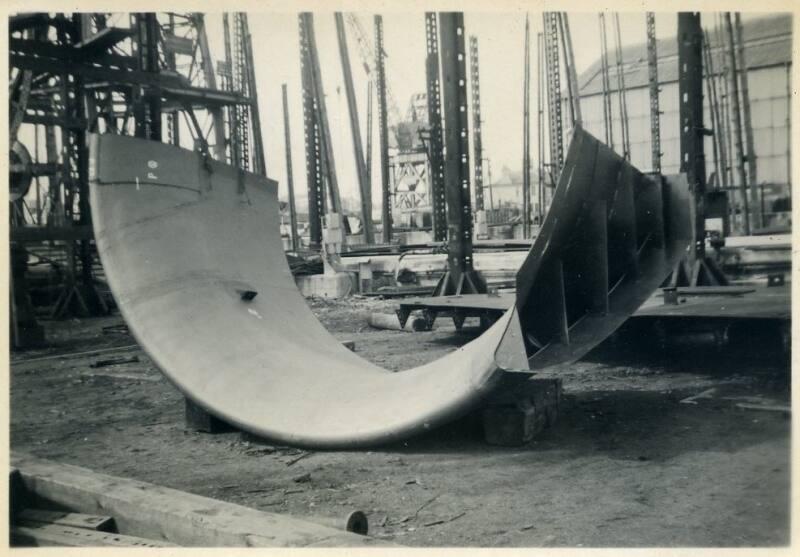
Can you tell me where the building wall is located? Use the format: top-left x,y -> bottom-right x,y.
576,63 -> 791,227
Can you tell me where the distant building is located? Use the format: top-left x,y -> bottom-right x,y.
572,14 -> 792,230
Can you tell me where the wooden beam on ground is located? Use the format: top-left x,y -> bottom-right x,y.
19,509 -> 116,532
11,453 -> 395,547
12,522 -> 177,547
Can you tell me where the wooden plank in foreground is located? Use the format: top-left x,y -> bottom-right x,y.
11,453 -> 394,547
19,508 -> 116,532
12,522 -> 176,547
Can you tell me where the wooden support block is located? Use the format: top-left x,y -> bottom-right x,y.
482,377 -> 562,446
12,522 -> 177,547
184,398 -> 236,433
19,509 -> 116,532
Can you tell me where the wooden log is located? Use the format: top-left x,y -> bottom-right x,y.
12,522 -> 177,547
303,510 -> 368,535
11,453 -> 394,547
368,312 -> 427,332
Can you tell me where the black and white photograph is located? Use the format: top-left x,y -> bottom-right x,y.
5,0 -> 795,549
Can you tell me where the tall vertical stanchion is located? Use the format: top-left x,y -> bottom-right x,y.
425,12 -> 447,242
282,84 -> 299,253
674,13 -> 727,286
299,13 -> 324,248
433,12 -> 485,298
646,12 -> 662,174
536,31 -> 546,222
375,15 -> 392,244
678,13 -> 707,260
469,35 -> 484,212
522,15 -> 531,237
543,13 -> 564,176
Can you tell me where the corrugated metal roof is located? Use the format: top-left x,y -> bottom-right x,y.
577,14 -> 792,97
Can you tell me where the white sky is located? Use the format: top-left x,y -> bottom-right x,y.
202,11 -> 771,207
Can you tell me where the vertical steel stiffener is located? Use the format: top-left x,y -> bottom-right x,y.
646,13 -> 662,174
425,12 -> 447,242
375,15 -> 392,243
335,13 -> 374,243
433,12 -> 484,296
469,35 -> 484,212
678,13 -> 707,259
282,84 -> 299,252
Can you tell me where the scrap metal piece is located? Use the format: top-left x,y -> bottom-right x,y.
88,125 -> 689,448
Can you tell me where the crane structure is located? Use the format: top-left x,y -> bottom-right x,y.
8,12 -> 258,346
344,14 -> 403,132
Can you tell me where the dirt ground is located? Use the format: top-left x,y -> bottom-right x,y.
10,296 -> 791,547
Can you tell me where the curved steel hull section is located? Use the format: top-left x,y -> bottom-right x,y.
89,126 -> 689,448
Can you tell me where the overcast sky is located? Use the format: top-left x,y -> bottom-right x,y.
201,11 -> 770,207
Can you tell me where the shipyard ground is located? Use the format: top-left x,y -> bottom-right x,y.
10,297 -> 790,547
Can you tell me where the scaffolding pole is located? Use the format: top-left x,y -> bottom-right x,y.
612,13 -> 630,159
282,84 -> 299,253
559,13 -> 581,126
646,12 -> 661,173
734,13 -> 761,229
703,31 -> 728,188
335,12 -> 374,243
536,31 -> 545,221
598,13 -> 614,150
724,13 -> 750,235
522,16 -> 531,237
